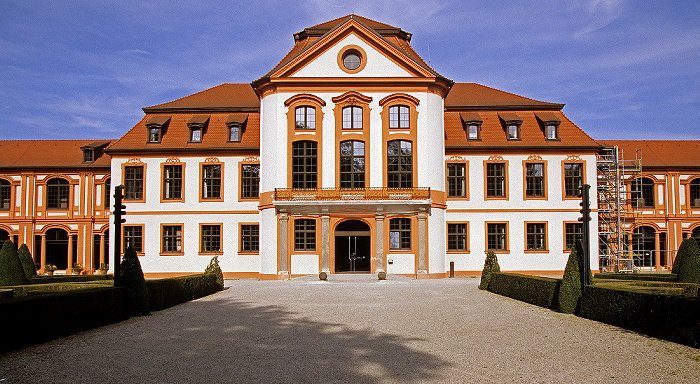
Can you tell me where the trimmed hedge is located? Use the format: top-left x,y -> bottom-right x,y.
594,273 -> 677,282
147,273 -> 221,311
0,286 -> 128,352
479,250 -> 501,290
487,272 -> 561,309
580,285 -> 700,347
29,274 -> 113,284
0,240 -> 27,286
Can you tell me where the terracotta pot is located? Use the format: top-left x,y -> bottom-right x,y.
97,269 -> 107,275
44,270 -> 54,276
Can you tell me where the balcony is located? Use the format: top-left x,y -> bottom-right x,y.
274,187 -> 430,201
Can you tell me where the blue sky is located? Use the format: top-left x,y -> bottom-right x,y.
1,0 -> 698,141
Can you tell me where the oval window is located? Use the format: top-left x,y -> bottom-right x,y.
343,52 -> 361,70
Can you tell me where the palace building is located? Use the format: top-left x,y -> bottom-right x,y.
1,15 -> 697,278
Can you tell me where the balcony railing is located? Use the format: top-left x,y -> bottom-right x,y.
274,187 -> 430,201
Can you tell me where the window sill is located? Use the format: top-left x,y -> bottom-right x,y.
446,250 -> 470,254
199,251 -> 223,256
486,250 -> 509,254
524,249 -> 549,253
239,251 -> 260,255
159,252 -> 184,256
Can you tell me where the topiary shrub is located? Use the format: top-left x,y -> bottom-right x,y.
479,249 -> 500,290
17,244 -> 37,280
120,246 -> 149,316
674,238 -> 700,284
0,240 -> 27,286
204,255 -> 224,290
558,241 -> 591,314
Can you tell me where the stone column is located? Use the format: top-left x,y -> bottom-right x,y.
321,210 -> 330,275
375,213 -> 384,273
655,231 -> 661,270
40,233 -> 46,272
278,212 -> 290,279
417,208 -> 428,278
67,234 -> 74,273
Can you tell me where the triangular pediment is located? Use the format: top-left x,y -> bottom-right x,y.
268,17 -> 438,79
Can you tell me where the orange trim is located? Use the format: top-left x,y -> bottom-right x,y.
198,223 -> 223,255
485,221 -> 509,253
446,221 -> 470,253
199,159 -> 225,203
122,161 -> 146,203
522,158 -> 548,201
445,160 -> 469,200
160,159 -> 185,203
122,224 -> 146,256
381,95 -> 418,188
483,158 -> 509,201
238,222 -> 260,254
333,91 -> 371,189
524,221 -> 549,253
561,158 -> 587,200
286,95 -> 324,188
238,159 -> 260,202
159,223 -> 184,256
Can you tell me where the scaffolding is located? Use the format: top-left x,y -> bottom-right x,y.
597,145 -> 642,272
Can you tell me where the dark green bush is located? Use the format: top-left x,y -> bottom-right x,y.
120,246 -> 149,315
147,273 -> 220,311
17,243 -> 37,280
674,238 -> 700,284
0,240 -> 27,286
487,272 -> 561,309
559,241 -> 582,313
479,249 -> 500,290
29,274 -> 112,284
580,285 -> 700,347
594,273 -> 677,282
204,255 -> 224,290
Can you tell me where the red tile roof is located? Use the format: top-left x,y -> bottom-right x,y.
601,140 -> 700,169
0,140 -> 112,169
445,83 -> 564,110
296,15 -> 406,40
143,83 -> 259,112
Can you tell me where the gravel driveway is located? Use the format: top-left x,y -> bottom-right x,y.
1,275 -> 698,383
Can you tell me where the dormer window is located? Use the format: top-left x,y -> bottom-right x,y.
460,112 -> 482,140
226,114 -> 248,142
145,115 -> 171,144
83,149 -> 94,163
535,112 -> 561,141
187,115 -> 209,143
498,112 -> 522,141
546,125 -> 557,140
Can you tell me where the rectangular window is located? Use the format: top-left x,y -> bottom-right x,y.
163,165 -> 182,200
148,127 -> 160,143
342,106 -> 363,129
292,141 -> 317,189
83,150 -> 94,163
389,218 -> 411,250
229,125 -> 241,142
486,163 -> 506,198
447,223 -> 468,252
389,105 -> 410,129
46,178 -> 69,209
487,223 -> 507,251
241,224 -> 259,252
162,225 -> 182,254
447,163 -> 466,198
124,166 -> 144,201
294,219 -> 316,251
295,106 -> 315,130
201,224 -> 221,253
467,124 -> 480,140
564,163 -> 583,197
202,164 -> 221,200
241,164 -> 260,199
526,223 -> 547,250
0,180 -> 11,210
565,223 -> 584,250
507,124 -> 520,140
123,225 -> 143,253
525,163 -> 545,198
190,128 -> 202,142
546,125 -> 558,140
387,140 -> 412,188
339,140 -> 365,189
690,179 -> 700,207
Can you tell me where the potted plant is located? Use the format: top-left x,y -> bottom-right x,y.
72,263 -> 83,275
98,263 -> 109,275
44,264 -> 57,276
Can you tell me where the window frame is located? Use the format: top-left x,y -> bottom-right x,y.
446,162 -> 468,199
339,140 -> 365,189
161,162 -> 184,203
524,160 -> 547,200
292,141 -> 318,189
388,105 -> 410,129
200,162 -> 223,202
486,222 -> 509,253
240,163 -> 260,199
160,224 -> 184,255
0,178 -> 12,211
228,124 -> 241,143
387,140 -> 413,189
122,224 -> 144,255
189,127 -> 202,143
690,178 -> 700,208
563,161 -> 585,199
123,164 -> 145,202
484,160 -> 508,200
525,222 -> 548,252
507,124 -> 521,140
103,177 -> 111,209
199,223 -> 223,255
564,222 -> 584,251
630,177 -> 655,208
342,106 -> 363,130
46,177 -> 70,210
295,106 -> 316,130
389,217 -> 412,251
294,218 -> 317,252
240,223 -> 260,254
147,126 -> 161,143
447,222 -> 469,253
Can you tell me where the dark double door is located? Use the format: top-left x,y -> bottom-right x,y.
334,220 -> 371,273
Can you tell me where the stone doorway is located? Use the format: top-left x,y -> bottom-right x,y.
334,220 -> 371,273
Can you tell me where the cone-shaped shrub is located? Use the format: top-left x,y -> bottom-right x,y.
120,246 -> 150,316
204,255 -> 224,290
17,243 -> 37,280
558,241 -> 591,313
0,240 -> 27,286
479,249 -> 500,290
674,238 -> 700,284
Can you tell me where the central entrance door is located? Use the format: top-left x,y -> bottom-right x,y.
334,220 -> 371,273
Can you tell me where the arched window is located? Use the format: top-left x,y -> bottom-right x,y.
295,106 -> 316,130
690,179 -> 700,207
47,178 -> 69,209
342,106 -> 362,129
104,178 -> 111,208
0,179 -> 10,210
388,105 -> 410,129
631,177 -> 654,208
632,226 -> 656,267
387,140 -> 412,188
292,141 -> 317,189
340,141 -> 365,189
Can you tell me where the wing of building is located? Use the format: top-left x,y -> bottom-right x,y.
1,15 -> 696,277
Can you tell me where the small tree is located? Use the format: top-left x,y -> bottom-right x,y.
479,249 -> 500,290
558,241 -> 592,314
0,240 -> 27,286
17,243 -> 37,280
204,255 -> 224,290
120,246 -> 150,316
674,238 -> 700,284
